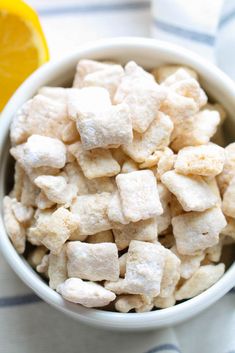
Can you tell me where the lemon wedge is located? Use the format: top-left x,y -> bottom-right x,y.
0,0 -> 49,110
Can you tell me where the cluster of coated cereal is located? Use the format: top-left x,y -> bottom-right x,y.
4,59 -> 235,312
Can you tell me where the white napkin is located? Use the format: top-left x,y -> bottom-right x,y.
1,1 -> 235,352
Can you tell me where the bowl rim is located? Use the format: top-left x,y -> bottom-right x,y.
1,37 -> 235,330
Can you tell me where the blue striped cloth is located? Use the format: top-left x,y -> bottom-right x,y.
1,1 -> 235,352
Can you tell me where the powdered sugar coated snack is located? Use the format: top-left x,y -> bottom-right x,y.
4,59 -> 232,313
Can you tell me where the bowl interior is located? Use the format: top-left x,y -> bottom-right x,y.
0,38 -> 235,330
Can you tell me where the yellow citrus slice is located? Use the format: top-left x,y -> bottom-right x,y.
0,0 -> 49,110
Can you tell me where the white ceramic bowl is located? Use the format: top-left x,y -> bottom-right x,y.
1,37 -> 235,331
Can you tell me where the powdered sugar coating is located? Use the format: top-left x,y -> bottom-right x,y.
172,207 -> 227,255
123,112 -> 173,163
116,170 -> 163,222
123,240 -> 165,296
69,142 -> 120,179
11,134 -> 66,170
161,170 -> 217,212
71,193 -> 112,236
77,103 -> 133,150
10,95 -> 69,145
67,241 -> 119,281
57,278 -> 116,307
113,218 -> 158,250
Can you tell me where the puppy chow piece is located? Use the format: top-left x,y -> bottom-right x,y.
73,59 -> 109,87
31,207 -> 79,254
167,78 -> 207,108
175,264 -> 225,300
171,246 -> 205,279
116,170 -> 163,222
71,193 -> 112,236
171,109 -> 220,152
175,144 -> 225,177
83,64 -> 124,98
123,240 -> 165,296
123,112 -> 173,163
114,61 -> 156,103
73,59 -> 123,90
69,142 -> 120,179
121,84 -> 166,133
48,245 -> 67,290
57,278 -> 116,308
113,218 -> 158,250
172,207 -> 227,255
67,241 -> 119,281
25,135 -> 66,168
34,175 -> 77,206
161,170 -> 217,212
11,199 -> 34,225
65,163 -> 115,196
77,103 -> 133,150
67,87 -> 111,121
3,196 -> 26,254
11,134 -> 66,171
10,94 -> 69,145
160,91 -> 198,127
115,61 -> 166,133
